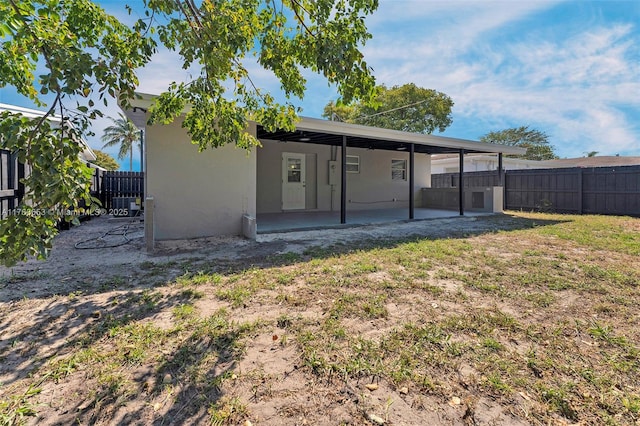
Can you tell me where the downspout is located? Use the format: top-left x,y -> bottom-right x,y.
330,145 -> 337,211
140,129 -> 144,173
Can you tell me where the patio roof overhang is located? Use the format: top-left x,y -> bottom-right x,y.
123,92 -> 525,156
123,92 -> 518,229
257,116 -> 526,156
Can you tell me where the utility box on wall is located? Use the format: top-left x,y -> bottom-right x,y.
328,160 -> 338,185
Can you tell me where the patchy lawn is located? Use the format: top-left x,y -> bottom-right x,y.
0,212 -> 639,425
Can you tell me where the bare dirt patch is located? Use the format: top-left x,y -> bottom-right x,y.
1,212 -> 639,425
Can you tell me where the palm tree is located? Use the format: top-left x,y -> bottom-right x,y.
101,113 -> 140,171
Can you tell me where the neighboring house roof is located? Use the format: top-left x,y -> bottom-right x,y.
123,92 -> 527,156
543,156 -> 640,168
0,103 -> 97,162
432,154 -> 640,169
432,153 -> 554,167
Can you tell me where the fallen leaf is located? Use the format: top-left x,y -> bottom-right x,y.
365,383 -> 379,391
367,413 -> 385,425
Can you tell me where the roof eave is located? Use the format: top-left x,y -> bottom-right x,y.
294,117 -> 526,155
1,103 -> 97,161
124,92 -> 526,156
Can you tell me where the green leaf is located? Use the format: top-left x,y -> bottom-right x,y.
1,0 -> 378,265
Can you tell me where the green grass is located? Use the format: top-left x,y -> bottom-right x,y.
209,396 -> 248,425
327,293 -> 388,320
533,214 -> 640,255
2,212 -> 639,425
0,385 -> 40,426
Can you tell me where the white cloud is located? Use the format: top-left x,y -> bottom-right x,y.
74,1 -> 640,159
361,2 -> 640,157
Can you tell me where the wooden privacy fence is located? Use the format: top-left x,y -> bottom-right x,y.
432,165 -> 640,217
0,159 -> 144,219
431,170 -> 501,189
505,166 -> 640,215
0,149 -> 24,220
99,171 -> 144,210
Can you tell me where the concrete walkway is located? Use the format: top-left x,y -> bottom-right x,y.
257,208 -> 491,233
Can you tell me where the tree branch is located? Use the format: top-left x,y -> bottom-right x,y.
184,0 -> 204,28
173,0 -> 201,33
287,0 -> 316,37
8,0 -> 65,157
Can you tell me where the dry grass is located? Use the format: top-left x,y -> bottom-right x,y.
1,212 -> 639,425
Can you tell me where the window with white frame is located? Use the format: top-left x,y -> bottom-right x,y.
391,159 -> 407,180
346,155 -> 360,173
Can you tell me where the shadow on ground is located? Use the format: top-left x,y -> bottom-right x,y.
0,214 -> 568,303
0,213 -> 571,423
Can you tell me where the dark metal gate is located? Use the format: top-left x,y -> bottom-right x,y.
0,149 -> 24,219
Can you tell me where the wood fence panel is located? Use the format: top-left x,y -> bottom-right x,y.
0,149 -> 22,219
433,165 -> 640,217
100,171 -> 144,210
505,168 -> 581,213
582,166 -> 640,215
90,168 -> 102,197
431,171 -> 499,188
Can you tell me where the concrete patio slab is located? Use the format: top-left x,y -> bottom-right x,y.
257,208 -> 492,233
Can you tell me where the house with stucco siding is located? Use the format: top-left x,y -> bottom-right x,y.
122,93 -> 525,248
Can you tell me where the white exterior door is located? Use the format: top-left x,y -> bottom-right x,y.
282,152 -> 306,210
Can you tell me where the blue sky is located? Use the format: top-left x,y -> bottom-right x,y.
1,0 -> 639,170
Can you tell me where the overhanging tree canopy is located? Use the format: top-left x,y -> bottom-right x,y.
91,150 -> 120,171
479,126 -> 558,161
322,83 -> 454,134
0,0 -> 379,266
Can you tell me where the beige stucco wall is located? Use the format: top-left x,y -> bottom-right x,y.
257,139 -> 431,213
146,118 -> 256,240
257,140 -> 333,213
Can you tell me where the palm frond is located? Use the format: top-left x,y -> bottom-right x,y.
101,113 -> 140,163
